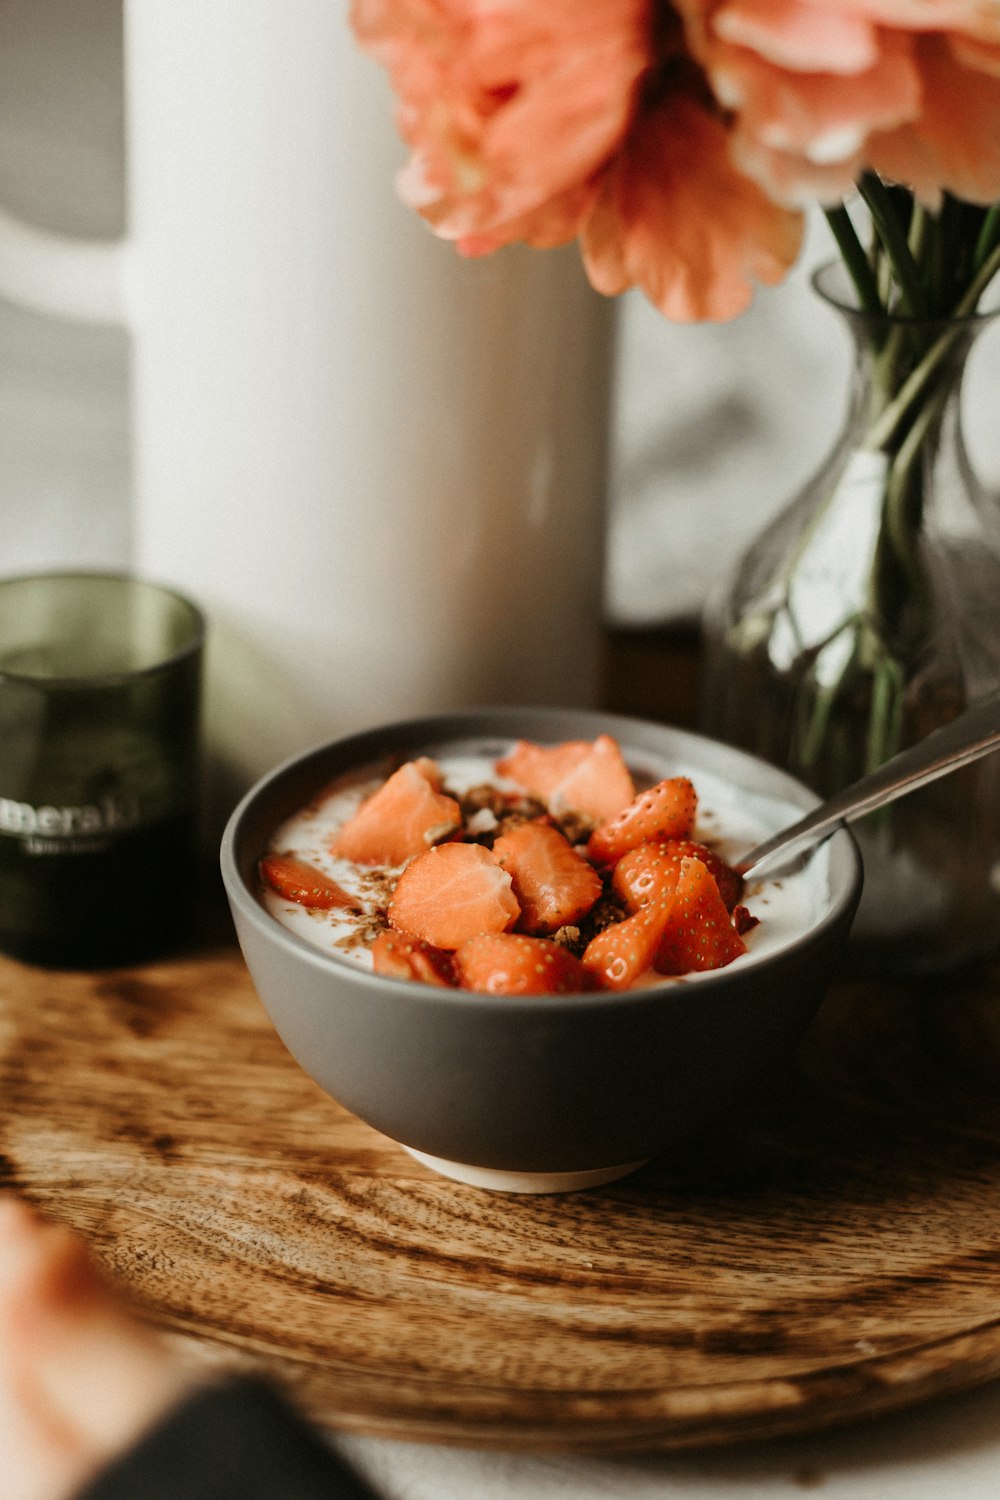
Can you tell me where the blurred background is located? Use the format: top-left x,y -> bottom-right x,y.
3,0 -> 999,628
0,0 -> 128,574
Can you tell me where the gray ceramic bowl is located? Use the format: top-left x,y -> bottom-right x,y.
220,708 -> 862,1192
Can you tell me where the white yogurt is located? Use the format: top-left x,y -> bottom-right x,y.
260,736 -> 832,981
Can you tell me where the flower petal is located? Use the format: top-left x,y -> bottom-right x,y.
582,93 -> 804,322
351,0 -> 650,240
455,178 -> 600,256
713,0 -> 880,73
682,0 -> 1000,204
870,32 -> 1000,204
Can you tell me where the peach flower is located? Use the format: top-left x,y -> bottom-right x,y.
351,0 -> 1000,321
350,0 -> 650,242
678,0 -> 1000,208
350,0 -> 804,321
581,83 -> 804,321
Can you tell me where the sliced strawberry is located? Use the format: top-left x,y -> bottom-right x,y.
654,857 -> 747,975
495,734 -> 634,823
495,738 -> 590,797
330,757 -> 460,866
611,841 -> 683,911
259,853 -> 358,910
678,841 -> 744,912
546,735 -> 635,821
588,776 -> 698,867
454,932 -> 592,996
613,838 -> 743,913
491,819 -> 602,935
370,930 -> 454,986
388,841 -> 519,950
581,904 -> 671,991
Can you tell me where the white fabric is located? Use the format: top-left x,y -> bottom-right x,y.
334,1379 -> 1000,1498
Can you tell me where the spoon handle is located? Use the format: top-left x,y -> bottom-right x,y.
739,690 -> 1000,878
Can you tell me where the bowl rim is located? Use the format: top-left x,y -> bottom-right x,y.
220,705 -> 863,1010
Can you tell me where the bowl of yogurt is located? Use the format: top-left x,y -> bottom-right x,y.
220,707 -> 862,1192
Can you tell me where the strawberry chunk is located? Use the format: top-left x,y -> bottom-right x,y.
495,735 -> 635,823
581,905 -> 671,991
491,819 -> 602,935
654,857 -> 747,975
330,757 -> 461,866
610,841 -> 683,912
259,854 -> 358,911
454,933 -> 592,996
588,776 -> 697,867
496,738 -> 589,796
545,735 -> 635,822
388,841 -> 520,950
613,838 -> 744,913
370,930 -> 454,986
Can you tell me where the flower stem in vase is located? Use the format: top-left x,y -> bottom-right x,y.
702,201 -> 1000,973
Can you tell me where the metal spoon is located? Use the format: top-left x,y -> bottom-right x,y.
737,690 -> 1000,879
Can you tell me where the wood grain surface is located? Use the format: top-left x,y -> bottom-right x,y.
3,940 -> 1000,1452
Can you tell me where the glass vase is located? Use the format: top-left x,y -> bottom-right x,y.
701,261 -> 1000,975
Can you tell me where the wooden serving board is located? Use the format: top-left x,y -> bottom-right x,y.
3,942 -> 1000,1453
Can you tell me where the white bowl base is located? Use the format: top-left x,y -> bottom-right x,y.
402,1146 -> 650,1194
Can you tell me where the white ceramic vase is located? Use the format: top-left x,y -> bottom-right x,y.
0,1 -> 616,819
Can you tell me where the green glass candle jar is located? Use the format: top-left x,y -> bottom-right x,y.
0,572 -> 205,968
